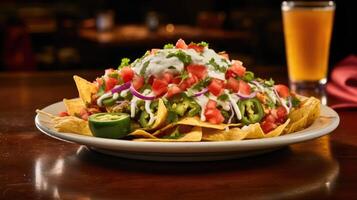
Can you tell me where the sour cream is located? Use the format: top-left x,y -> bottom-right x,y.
131,47 -> 230,80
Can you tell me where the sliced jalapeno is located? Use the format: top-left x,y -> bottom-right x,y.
238,98 -> 264,125
102,97 -> 116,107
187,101 -> 201,117
139,111 -> 150,128
89,113 -> 131,139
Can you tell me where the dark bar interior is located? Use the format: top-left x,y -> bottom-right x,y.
0,0 -> 355,71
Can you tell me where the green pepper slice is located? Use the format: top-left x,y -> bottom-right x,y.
139,111 -> 150,128
89,113 -> 131,139
187,101 -> 201,117
238,98 -> 264,125
102,97 -> 116,107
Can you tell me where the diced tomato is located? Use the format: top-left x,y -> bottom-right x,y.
186,74 -> 198,85
186,64 -> 207,79
120,67 -> 134,83
166,85 -> 182,98
208,79 -> 224,96
132,75 -> 144,90
176,39 -> 188,49
205,108 -> 224,124
261,121 -> 277,133
205,99 -> 225,124
265,114 -> 276,124
225,69 -> 235,79
59,111 -> 69,117
152,79 -> 168,96
79,108 -> 89,121
204,109 -> 216,118
226,62 -> 246,78
105,77 -> 118,92
274,84 -> 290,98
238,80 -> 251,95
179,81 -> 189,91
94,78 -> 103,88
172,76 -> 181,84
151,48 -> 159,55
162,72 -> 174,84
232,62 -> 246,77
105,68 -> 115,76
276,106 -> 287,123
188,43 -> 204,52
219,52 -> 229,60
147,75 -> 155,85
226,77 -> 240,93
179,73 -> 198,90
206,99 -> 217,109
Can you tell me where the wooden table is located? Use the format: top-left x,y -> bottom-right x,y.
0,70 -> 356,199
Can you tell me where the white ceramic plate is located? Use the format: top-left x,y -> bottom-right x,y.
35,101 -> 339,161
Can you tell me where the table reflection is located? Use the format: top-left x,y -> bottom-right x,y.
33,136 -> 339,199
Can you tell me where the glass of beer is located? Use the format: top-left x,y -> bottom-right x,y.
282,1 -> 335,91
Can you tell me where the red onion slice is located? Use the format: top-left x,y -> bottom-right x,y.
129,86 -> 156,100
252,80 -> 263,89
111,82 -> 131,94
193,88 -> 208,97
236,91 -> 257,99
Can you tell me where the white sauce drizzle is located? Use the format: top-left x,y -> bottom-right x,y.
280,98 -> 290,113
130,96 -> 139,118
120,89 -> 129,97
143,90 -> 156,125
195,95 -> 209,121
131,47 -> 230,80
112,92 -> 119,100
228,92 -> 242,120
228,107 -> 235,124
97,93 -> 112,107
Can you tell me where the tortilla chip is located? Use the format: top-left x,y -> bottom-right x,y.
63,98 -> 85,116
202,127 -> 249,141
305,98 -> 320,126
265,119 -> 290,138
53,116 -> 92,136
128,129 -> 157,139
245,119 -> 290,139
285,115 -> 308,134
152,123 -> 176,137
148,99 -> 168,130
36,109 -> 91,136
134,126 -> 202,142
73,75 -> 97,105
177,117 -> 240,130
285,97 -> 320,134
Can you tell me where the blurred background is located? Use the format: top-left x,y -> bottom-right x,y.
0,0 -> 355,71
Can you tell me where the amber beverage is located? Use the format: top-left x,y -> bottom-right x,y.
282,1 -> 335,89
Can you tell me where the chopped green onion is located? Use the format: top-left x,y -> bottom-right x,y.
118,58 -> 130,69
198,41 -> 209,47
167,50 -> 192,66
243,71 -> 255,82
208,58 -> 226,73
164,43 -> 174,49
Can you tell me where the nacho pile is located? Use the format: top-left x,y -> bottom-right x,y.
36,39 -> 321,142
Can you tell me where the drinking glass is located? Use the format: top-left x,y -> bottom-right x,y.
282,1 -> 335,91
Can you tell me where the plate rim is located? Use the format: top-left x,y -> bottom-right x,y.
35,101 -> 340,153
